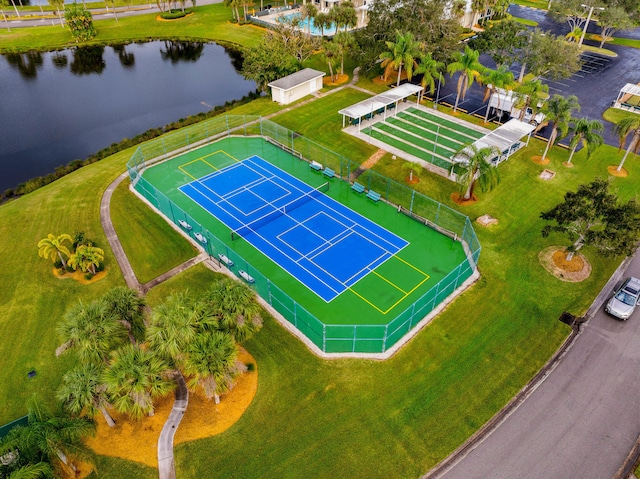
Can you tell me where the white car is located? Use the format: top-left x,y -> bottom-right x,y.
605,277 -> 640,320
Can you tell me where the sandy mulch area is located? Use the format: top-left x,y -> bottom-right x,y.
538,246 -> 592,282
450,192 -> 478,206
531,155 -> 550,165
405,175 -> 420,184
53,268 -> 107,284
86,349 -> 258,467
607,165 -> 628,177
323,73 -> 349,86
360,149 -> 387,169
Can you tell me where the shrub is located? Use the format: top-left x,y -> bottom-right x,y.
65,4 -> 97,43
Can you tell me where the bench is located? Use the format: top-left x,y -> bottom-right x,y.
217,253 -> 234,267
310,161 -> 323,171
367,190 -> 381,202
351,182 -> 365,194
323,167 -> 335,179
238,269 -> 255,284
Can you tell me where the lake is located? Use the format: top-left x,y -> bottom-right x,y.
0,41 -> 257,192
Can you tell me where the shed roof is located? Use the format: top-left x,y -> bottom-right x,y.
338,83 -> 424,119
268,68 -> 325,91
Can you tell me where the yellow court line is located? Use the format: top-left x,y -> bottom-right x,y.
351,255 -> 432,315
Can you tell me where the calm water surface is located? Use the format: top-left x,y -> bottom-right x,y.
0,41 -> 257,191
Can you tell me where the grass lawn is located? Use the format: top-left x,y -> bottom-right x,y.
110,178 -> 198,284
0,4 -> 265,52
1,87 -> 638,478
603,107 -> 640,126
270,88 -> 379,162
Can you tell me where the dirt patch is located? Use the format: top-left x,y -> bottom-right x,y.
562,161 -> 574,168
323,73 -> 349,86
451,192 -> 478,206
360,149 -> 386,169
607,165 -> 628,177
538,246 -> 592,282
531,155 -> 550,165
405,175 -> 420,185
53,268 -> 106,285
86,349 -> 258,467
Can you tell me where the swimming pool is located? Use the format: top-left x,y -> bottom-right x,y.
280,12 -> 338,36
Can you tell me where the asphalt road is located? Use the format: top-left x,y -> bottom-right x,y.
430,251 -> 640,479
435,6 -> 640,146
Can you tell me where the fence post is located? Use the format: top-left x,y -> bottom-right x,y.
410,190 -> 415,214
436,202 -> 441,224
294,302 -> 297,327
382,324 -> 389,352
323,324 -> 327,352
267,279 -> 272,305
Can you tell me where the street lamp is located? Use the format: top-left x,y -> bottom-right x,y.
579,4 -> 604,46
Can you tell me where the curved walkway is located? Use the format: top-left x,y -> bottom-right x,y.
101,172 -> 207,479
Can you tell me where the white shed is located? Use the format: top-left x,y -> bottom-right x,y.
268,68 -> 325,105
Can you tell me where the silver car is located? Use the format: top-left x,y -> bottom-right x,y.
605,277 -> 640,320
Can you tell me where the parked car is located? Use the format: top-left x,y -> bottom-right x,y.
605,276 -> 640,320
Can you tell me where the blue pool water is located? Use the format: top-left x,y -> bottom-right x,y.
281,12 -> 338,36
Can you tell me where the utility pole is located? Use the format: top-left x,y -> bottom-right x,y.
579,4 -> 604,46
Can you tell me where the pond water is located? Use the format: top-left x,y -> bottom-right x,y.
0,41 -> 257,192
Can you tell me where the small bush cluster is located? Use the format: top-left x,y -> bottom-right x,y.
160,8 -> 192,19
1,90 -> 260,203
65,4 -> 97,42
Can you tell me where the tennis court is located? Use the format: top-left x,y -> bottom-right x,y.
179,155 -> 410,302
130,119 -> 479,354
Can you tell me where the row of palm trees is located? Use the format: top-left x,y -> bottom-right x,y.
56,279 -> 263,427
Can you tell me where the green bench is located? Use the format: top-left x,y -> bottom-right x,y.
310,161 -> 323,171
323,167 -> 336,179
367,190 -> 381,202
351,182 -> 365,193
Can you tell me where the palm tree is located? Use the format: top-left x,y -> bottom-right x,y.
203,277 -> 263,343
402,161 -> 421,183
56,299 -> 128,364
182,331 -> 245,404
57,363 -> 116,427
37,233 -> 72,270
480,65 -> 515,122
414,52 -> 445,98
513,79 -> 549,122
333,31 -> 355,76
540,94 -> 581,163
3,463 -> 53,479
321,40 -> 340,83
614,116 -> 640,173
454,144 -> 501,201
146,291 -> 215,366
299,3 -> 317,36
2,397 -> 95,475
103,344 -> 175,419
379,30 -> 423,87
446,45 -> 485,113
565,118 -> 604,166
68,244 -> 104,275
103,286 -> 146,344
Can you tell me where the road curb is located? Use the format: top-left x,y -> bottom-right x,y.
422,251 -> 637,479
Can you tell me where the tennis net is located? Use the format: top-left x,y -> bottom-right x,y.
231,182 -> 329,240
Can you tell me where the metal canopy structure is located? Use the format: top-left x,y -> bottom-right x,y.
613,83 -> 640,115
456,119 -> 536,166
338,83 -> 424,130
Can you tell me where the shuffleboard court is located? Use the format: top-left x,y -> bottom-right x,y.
179,155 -> 410,302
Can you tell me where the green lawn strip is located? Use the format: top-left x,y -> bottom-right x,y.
397,111 -> 481,145
269,88 -> 379,163
511,16 -> 538,26
387,116 -> 466,150
510,0 -> 548,9
368,123 -> 455,162
88,454 -> 157,479
606,36 -> 640,49
0,150 -> 132,423
0,4 -> 264,52
110,178 -> 198,284
603,107 -> 640,125
406,108 -> 486,140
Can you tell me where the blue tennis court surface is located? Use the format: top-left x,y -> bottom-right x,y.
179,155 -> 409,302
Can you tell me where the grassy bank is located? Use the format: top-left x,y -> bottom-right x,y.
1,85 -> 636,478
0,3 -> 265,53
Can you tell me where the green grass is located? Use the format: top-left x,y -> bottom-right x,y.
2,87 -> 639,477
270,88 -> 379,163
510,0 -> 548,9
579,44 -> 618,57
88,454 -> 157,479
603,107 -> 640,126
511,16 -> 538,26
0,3 -> 265,52
110,178 -> 198,284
